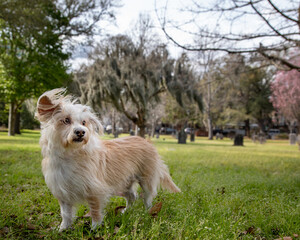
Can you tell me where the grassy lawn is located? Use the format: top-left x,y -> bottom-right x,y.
0,130 -> 299,239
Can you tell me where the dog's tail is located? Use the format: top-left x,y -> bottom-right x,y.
160,164 -> 181,193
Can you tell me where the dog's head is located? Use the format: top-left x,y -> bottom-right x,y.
36,88 -> 103,148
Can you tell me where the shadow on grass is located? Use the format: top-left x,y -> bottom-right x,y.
0,138 -> 39,145
154,140 -> 235,148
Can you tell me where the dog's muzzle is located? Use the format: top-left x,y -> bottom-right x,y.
73,128 -> 85,142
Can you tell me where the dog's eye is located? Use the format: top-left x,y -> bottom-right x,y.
63,118 -> 71,124
82,120 -> 86,126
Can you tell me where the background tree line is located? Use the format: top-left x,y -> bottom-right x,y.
0,0 -> 299,142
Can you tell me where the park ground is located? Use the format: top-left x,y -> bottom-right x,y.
0,130 -> 299,239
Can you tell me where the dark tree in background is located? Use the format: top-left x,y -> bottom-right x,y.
76,34 -> 171,137
213,54 -> 274,135
0,0 -> 118,135
0,0 -> 69,135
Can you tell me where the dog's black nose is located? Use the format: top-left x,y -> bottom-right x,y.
74,129 -> 85,137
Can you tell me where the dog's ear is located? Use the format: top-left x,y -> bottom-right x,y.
82,106 -> 104,135
35,89 -> 64,122
89,115 -> 104,135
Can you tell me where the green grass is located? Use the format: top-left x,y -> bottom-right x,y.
0,130 -> 299,239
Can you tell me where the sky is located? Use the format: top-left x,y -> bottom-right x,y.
70,0 -> 184,69
114,0 -> 156,33
70,0 -> 298,69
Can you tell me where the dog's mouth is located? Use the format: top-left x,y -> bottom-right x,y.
73,137 -> 84,143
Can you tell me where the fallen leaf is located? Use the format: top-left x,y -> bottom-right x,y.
216,187 -> 226,194
246,226 -> 255,235
239,226 -> 256,236
79,211 -> 91,218
45,212 -> 54,216
18,224 -> 24,229
114,206 -> 126,215
114,226 -> 120,234
294,234 -> 299,238
9,214 -> 17,219
149,202 -> 163,217
27,223 -> 36,230
37,234 -> 46,239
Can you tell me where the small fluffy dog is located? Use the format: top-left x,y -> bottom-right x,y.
36,88 -> 180,231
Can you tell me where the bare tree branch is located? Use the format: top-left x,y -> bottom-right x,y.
267,0 -> 298,23
157,0 -> 300,70
249,0 -> 291,42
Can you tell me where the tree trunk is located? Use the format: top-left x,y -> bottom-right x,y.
14,111 -> 21,134
206,80 -> 213,140
258,119 -> 265,134
244,119 -> 250,138
150,122 -> 155,138
111,110 -> 116,136
8,102 -> 17,136
138,125 -> 146,138
136,109 -> 147,138
207,116 -> 213,140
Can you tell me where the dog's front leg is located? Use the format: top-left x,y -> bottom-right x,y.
58,201 -> 74,232
87,196 -> 106,230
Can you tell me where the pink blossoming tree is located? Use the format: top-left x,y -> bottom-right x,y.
271,52 -> 300,135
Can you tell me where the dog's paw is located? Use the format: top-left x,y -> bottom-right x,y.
59,223 -> 72,232
91,220 -> 104,231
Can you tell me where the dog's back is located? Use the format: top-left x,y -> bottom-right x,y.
102,136 -> 180,196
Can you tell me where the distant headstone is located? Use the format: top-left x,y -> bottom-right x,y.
190,133 -> 195,142
130,130 -> 135,136
216,133 -> 223,140
252,134 -> 258,143
234,134 -> 244,146
178,130 -> 187,144
156,133 -> 159,139
258,133 -> 266,144
289,133 -> 297,145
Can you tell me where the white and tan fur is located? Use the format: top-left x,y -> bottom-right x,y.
35,88 -> 180,231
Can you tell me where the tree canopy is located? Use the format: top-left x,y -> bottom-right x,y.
0,0 -> 118,135
0,0 -> 69,135
75,14 -> 202,138
76,33 -> 201,137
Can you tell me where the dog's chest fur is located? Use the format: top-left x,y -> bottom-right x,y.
42,149 -> 103,203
